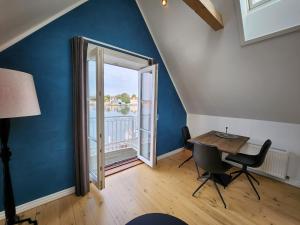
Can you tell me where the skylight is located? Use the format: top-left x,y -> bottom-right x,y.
248,0 -> 271,9
238,0 -> 300,45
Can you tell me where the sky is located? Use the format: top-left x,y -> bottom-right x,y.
88,61 -> 138,97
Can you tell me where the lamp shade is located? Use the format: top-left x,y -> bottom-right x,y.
0,68 -> 41,119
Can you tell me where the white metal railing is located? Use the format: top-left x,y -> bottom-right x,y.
89,115 -> 138,153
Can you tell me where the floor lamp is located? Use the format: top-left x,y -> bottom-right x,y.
0,68 -> 40,225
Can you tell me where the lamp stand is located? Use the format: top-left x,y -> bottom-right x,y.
0,119 -> 38,225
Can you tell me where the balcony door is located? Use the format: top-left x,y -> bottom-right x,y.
87,46 -> 105,190
138,65 -> 158,167
87,42 -> 158,190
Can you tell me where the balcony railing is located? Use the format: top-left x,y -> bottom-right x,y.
89,115 -> 138,153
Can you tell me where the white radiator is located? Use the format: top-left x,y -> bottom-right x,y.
233,143 -> 289,179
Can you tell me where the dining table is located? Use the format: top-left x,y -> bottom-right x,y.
188,130 -> 250,186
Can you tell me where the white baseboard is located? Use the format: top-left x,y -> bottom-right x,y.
157,148 -> 184,160
286,179 -> 300,188
0,187 -> 75,220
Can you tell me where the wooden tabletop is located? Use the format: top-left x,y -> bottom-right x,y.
188,130 -> 249,154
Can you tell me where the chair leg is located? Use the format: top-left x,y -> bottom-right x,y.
212,178 -> 227,208
198,172 -> 210,182
245,173 -> 261,200
178,155 -> 193,168
192,177 -> 209,197
247,172 -> 260,185
230,171 -> 243,183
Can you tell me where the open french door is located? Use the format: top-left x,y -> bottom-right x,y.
137,64 -> 158,167
87,47 -> 105,190
87,44 -> 157,190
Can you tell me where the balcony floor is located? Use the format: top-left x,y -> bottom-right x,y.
105,147 -> 137,166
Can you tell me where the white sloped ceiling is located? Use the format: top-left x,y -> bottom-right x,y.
0,0 -> 86,51
136,0 -> 300,124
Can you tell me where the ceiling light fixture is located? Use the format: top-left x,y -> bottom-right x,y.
162,0 -> 168,7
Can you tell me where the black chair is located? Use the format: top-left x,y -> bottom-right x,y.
225,139 -> 272,200
178,126 -> 194,168
192,143 -> 231,208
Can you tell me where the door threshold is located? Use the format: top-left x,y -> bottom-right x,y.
105,157 -> 143,177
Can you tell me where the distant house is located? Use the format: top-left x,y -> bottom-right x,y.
130,95 -> 138,105
109,96 -> 123,105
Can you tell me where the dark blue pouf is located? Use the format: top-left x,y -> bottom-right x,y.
126,213 -> 188,225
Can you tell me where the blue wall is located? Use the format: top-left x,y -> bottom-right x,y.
0,0 -> 186,209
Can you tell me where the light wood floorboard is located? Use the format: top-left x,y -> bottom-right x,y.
1,150 -> 300,225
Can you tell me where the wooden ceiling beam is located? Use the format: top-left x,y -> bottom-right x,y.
183,0 -> 224,31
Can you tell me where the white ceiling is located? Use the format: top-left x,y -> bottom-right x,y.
137,0 -> 300,124
0,0 -> 85,51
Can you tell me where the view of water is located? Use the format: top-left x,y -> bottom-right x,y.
104,105 -> 138,117
89,104 -> 137,117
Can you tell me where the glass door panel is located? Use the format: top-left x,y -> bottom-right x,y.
138,65 -> 158,167
87,47 -> 105,190
140,131 -> 151,160
87,60 -> 98,182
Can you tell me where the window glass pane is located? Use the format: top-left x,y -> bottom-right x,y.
88,60 -> 97,140
252,0 -> 263,4
88,59 -> 98,182
140,71 -> 153,131
249,0 -> 271,9
140,130 -> 151,160
88,60 -> 97,98
89,139 -> 97,178
141,101 -> 151,131
141,71 -> 153,101
89,104 -> 97,139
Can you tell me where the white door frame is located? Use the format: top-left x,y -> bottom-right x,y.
96,47 -> 105,189
87,46 -> 105,190
137,64 -> 158,167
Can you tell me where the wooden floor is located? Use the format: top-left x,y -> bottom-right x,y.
1,150 -> 300,225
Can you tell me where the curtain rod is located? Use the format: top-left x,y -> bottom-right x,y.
82,37 -> 153,61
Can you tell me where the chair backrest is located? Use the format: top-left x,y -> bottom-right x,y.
193,143 -> 224,173
182,126 -> 191,147
253,139 -> 272,167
